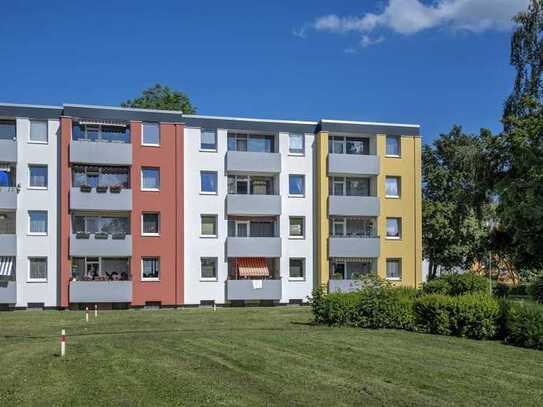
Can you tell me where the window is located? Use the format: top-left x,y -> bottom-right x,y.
142,122 -> 160,146
141,257 -> 160,281
386,259 -> 402,280
329,136 -> 369,155
386,136 -> 401,157
201,257 -> 218,280
289,175 -> 305,196
289,258 -> 305,280
72,124 -> 129,143
30,121 -> 48,143
346,178 -> 370,196
72,165 -> 130,189
0,120 -> 16,140
227,175 -> 274,195
227,133 -> 275,153
386,218 -> 401,239
200,171 -> 217,194
73,215 -> 130,235
289,133 -> 304,155
29,165 -> 48,188
201,215 -> 217,237
142,213 -> 160,236
385,176 -> 400,198
29,211 -> 47,235
29,257 -> 47,282
289,217 -> 305,238
141,168 -> 160,190
200,129 -> 217,151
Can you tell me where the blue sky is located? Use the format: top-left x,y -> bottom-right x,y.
0,0 -> 529,143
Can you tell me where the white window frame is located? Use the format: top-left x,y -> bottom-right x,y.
288,133 -> 305,156
141,167 -> 160,191
235,220 -> 250,237
200,257 -> 218,281
141,212 -> 160,236
332,218 -> 346,237
141,122 -> 160,147
28,210 -> 48,236
288,216 -> 305,239
141,257 -> 160,281
332,177 -> 346,196
200,214 -> 218,238
28,164 -> 48,190
200,171 -> 218,195
385,135 -> 401,158
200,128 -> 217,152
29,120 -> 48,144
385,176 -> 401,199
386,217 -> 401,240
386,258 -> 402,281
28,257 -> 48,282
288,258 -> 306,281
288,174 -> 305,197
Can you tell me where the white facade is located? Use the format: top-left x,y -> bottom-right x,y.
15,118 -> 59,307
183,124 -> 315,305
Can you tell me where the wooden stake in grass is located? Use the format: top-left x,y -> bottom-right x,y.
60,329 -> 66,358
94,304 -> 98,318
85,306 -> 89,322
213,303 -> 216,312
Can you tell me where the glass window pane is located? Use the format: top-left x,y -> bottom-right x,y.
289,259 -> 304,278
0,121 -> 16,140
386,218 -> 400,238
142,213 -> 159,234
201,258 -> 217,279
30,121 -> 48,143
29,165 -> 48,188
201,216 -> 217,236
386,259 -> 401,279
289,133 -> 304,154
102,258 -> 130,280
142,123 -> 160,145
386,136 -> 400,156
142,168 -> 160,190
385,177 -> 400,197
289,217 -> 304,237
347,178 -> 369,196
248,135 -> 273,153
86,126 -> 99,142
102,126 -> 129,143
201,171 -> 217,193
201,129 -> 217,150
29,258 -> 47,280
289,175 -> 304,195
101,217 -> 129,234
29,211 -> 47,234
142,258 -> 160,279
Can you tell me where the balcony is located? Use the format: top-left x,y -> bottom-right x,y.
226,194 -> 281,216
227,237 -> 281,258
0,281 -> 16,304
70,187 -> 132,211
69,281 -> 132,303
226,151 -> 281,174
226,279 -> 282,301
328,279 -> 362,293
328,154 -> 379,176
328,196 -> 380,217
328,236 -> 380,258
70,140 -> 132,165
0,235 -> 16,256
0,188 -> 17,210
70,234 -> 132,257
0,140 -> 17,162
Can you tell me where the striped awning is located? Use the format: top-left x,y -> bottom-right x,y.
78,119 -> 127,127
237,258 -> 269,278
0,257 -> 14,276
331,257 -> 376,263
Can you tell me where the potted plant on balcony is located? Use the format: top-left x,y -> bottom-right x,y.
95,231 -> 108,240
112,232 -> 126,240
80,184 -> 92,193
110,184 -> 122,193
96,185 -> 108,193
75,231 -> 90,239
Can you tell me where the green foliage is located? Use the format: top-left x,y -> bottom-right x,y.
502,301 -> 543,350
422,273 -> 489,296
121,83 -> 196,113
529,275 -> 543,303
494,283 -> 530,298
414,294 -> 500,339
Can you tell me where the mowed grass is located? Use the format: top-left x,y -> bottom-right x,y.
0,307 -> 542,407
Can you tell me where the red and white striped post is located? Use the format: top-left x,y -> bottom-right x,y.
85,306 -> 89,322
94,304 -> 98,318
60,329 -> 66,357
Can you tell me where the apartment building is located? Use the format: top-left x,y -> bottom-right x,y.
0,102 -> 421,309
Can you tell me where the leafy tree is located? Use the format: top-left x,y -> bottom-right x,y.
423,127 -> 494,279
121,84 -> 196,114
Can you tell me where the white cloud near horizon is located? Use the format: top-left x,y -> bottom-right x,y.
303,0 -> 530,49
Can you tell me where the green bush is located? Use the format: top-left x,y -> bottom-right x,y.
529,276 -> 543,304
422,273 -> 490,296
502,301 -> 543,350
414,294 -> 500,339
494,284 -> 530,298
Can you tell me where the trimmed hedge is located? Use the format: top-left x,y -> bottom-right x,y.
502,301 -> 543,350
422,273 -> 490,296
414,294 -> 500,339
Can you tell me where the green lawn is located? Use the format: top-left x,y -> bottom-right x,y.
0,307 -> 542,407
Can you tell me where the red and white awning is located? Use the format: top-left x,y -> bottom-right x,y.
0,257 -> 14,276
237,258 -> 269,278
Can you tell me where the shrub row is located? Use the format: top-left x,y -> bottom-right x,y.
422,273 -> 490,296
501,301 -> 543,350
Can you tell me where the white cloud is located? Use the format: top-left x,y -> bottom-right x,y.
312,0 -> 530,37
360,35 -> 385,48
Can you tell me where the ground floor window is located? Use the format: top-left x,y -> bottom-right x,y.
28,257 -> 47,282
201,257 -> 218,280
330,258 -> 376,280
386,259 -> 402,280
289,258 -> 305,280
141,257 -> 160,281
71,257 -> 130,281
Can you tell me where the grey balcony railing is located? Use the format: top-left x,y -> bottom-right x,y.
328,195 -> 380,217
69,281 -> 132,303
0,140 -> 17,162
328,153 -> 379,176
0,281 -> 16,304
226,194 -> 281,216
226,151 -> 281,174
328,236 -> 380,258
70,187 -> 132,211
0,187 -> 17,210
70,234 -> 132,257
0,235 -> 17,256
226,279 -> 282,301
70,140 -> 132,165
226,237 -> 282,258
328,279 -> 363,293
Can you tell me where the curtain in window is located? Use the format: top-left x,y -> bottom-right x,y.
142,259 -> 160,279
289,176 -> 304,195
201,172 -> 216,192
346,138 -> 368,155
347,178 -> 369,196
387,261 -> 401,278
250,222 -> 274,237
30,212 -> 47,233
30,259 -> 47,279
201,130 -> 216,149
289,134 -> 304,153
385,178 -> 399,196
30,121 -> 48,142
386,219 -> 399,237
386,136 -> 400,155
142,123 -> 160,145
143,169 -> 160,189
30,166 -> 47,187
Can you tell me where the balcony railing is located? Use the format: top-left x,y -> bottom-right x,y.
0,235 -> 16,256
70,140 -> 132,165
328,236 -> 380,258
226,237 -> 282,258
0,281 -> 16,304
226,151 -> 281,174
328,195 -> 380,217
69,281 -> 132,303
0,187 -> 17,210
70,233 -> 132,257
226,279 -> 282,301
226,194 -> 281,216
0,139 -> 17,163
328,279 -> 362,293
70,187 -> 132,211
328,153 -> 379,176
